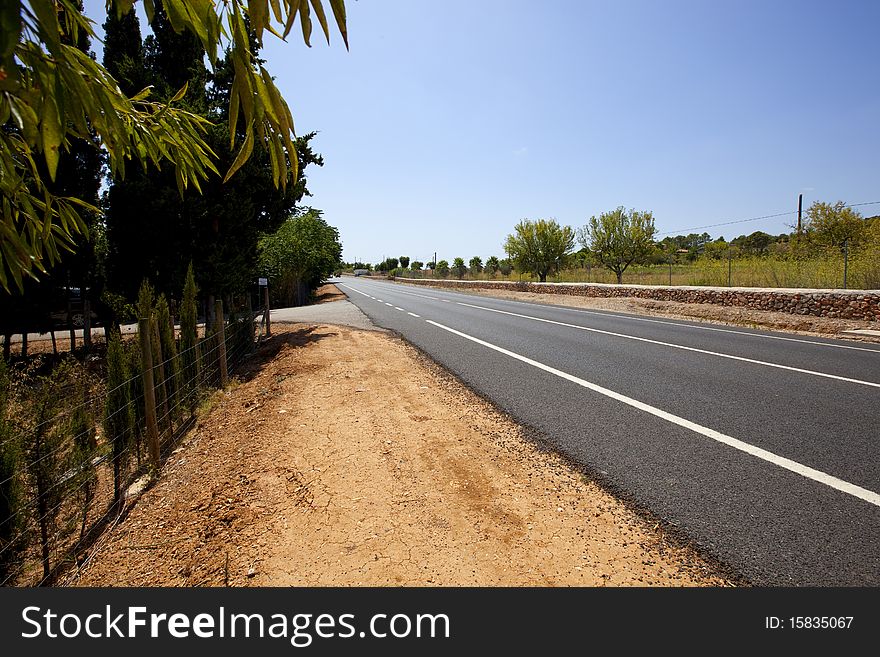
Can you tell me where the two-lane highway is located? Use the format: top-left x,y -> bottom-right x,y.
334,277 -> 880,585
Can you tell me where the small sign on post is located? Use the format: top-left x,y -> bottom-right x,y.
258,277 -> 268,286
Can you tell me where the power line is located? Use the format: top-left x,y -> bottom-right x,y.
656,200 -> 880,238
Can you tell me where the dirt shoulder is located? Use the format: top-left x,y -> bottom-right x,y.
72,322 -> 731,587
400,282 -> 880,343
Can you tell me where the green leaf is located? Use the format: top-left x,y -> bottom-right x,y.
228,74 -> 241,147
309,0 -> 331,44
328,0 -> 349,49
170,81 -> 188,103
223,124 -> 254,183
299,1 -> 313,46
41,86 -> 62,182
31,0 -> 62,55
248,0 -> 269,43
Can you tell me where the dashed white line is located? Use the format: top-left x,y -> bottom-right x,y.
408,312 -> 421,318
395,307 -> 405,311
454,300 -> 880,388
385,302 -> 393,307
426,319 -> 880,509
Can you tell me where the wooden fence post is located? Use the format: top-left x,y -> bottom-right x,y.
263,285 -> 271,337
139,318 -> 161,471
214,300 -> 228,387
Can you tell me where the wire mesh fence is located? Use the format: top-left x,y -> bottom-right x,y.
0,308 -> 258,587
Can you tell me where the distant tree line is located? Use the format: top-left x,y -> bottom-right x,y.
365,201 -> 879,287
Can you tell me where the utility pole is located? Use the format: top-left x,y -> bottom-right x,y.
797,193 -> 803,234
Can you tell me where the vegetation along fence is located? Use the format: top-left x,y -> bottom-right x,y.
0,289 -> 257,587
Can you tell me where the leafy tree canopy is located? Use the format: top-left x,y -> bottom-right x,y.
0,0 -> 347,290
579,208 -> 655,284
805,201 -> 865,250
504,218 -> 575,282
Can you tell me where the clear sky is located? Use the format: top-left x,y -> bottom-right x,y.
84,1 -> 879,265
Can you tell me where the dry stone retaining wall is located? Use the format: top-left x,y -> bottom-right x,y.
395,277 -> 880,322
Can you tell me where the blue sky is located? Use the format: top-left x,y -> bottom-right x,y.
84,1 -> 879,265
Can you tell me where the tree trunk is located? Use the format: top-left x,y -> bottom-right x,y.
539,273 -> 547,282
616,271 -> 623,284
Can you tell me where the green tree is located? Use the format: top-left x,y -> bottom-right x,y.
0,0 -> 348,290
579,208 -> 655,284
485,256 -> 500,276
436,260 -> 450,277
452,257 -> 467,279
498,258 -> 513,276
806,201 -> 866,250
259,209 -> 342,306
104,6 -> 327,305
399,256 -> 410,269
469,256 -> 483,274
410,260 -> 423,271
179,263 -> 200,410
504,219 -> 575,282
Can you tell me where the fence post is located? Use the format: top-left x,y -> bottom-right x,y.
843,239 -> 848,290
138,318 -> 161,471
215,300 -> 228,387
727,247 -> 732,287
263,285 -> 271,337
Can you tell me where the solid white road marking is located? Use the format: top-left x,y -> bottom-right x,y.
339,284 -> 371,298
426,320 -> 880,508
454,301 -> 880,388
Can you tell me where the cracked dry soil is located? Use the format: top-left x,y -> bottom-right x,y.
73,323 -> 731,587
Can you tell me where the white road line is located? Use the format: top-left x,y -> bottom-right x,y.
395,307 -> 405,311
338,284 -> 372,298
385,302 -> 393,306
389,282 -> 880,354
426,319 -> 880,509
455,301 -> 880,389
408,312 -> 421,318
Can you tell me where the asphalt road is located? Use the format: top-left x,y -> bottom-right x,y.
333,276 -> 880,586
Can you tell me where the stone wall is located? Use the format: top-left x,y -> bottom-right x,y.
394,278 -> 880,321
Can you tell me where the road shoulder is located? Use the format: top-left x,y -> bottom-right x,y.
72,323 -> 732,586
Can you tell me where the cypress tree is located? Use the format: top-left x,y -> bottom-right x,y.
180,264 -> 200,411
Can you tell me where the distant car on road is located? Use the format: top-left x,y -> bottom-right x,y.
353,269 -> 369,277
